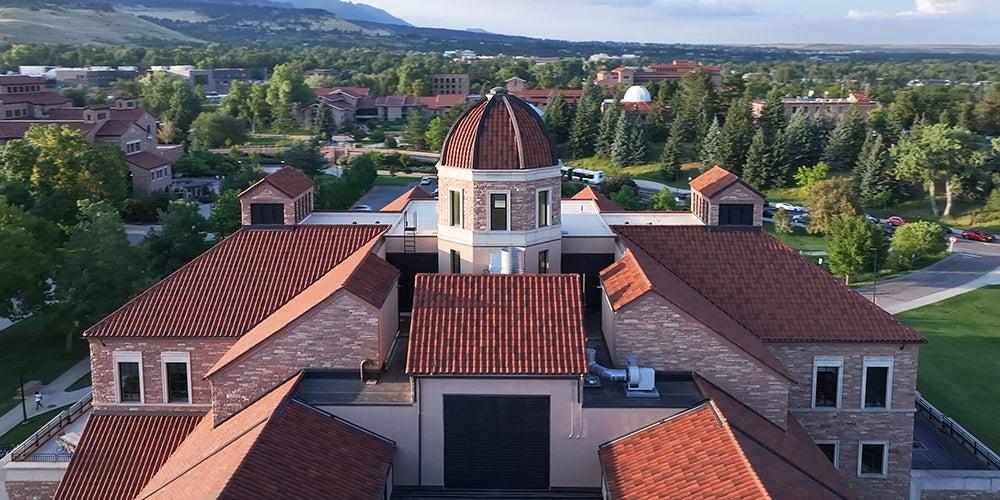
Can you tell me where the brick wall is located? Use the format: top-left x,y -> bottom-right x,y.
239,183 -> 297,225
207,291 -> 383,423
922,491 -> 1000,500
701,182 -> 763,226
4,481 -> 59,500
436,174 -> 561,232
609,293 -> 790,427
769,342 -> 920,500
88,337 -> 235,409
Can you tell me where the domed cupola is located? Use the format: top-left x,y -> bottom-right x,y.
440,87 -> 558,170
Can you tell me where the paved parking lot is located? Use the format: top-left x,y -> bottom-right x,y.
352,181 -> 436,210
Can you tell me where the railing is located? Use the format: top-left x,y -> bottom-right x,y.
8,392 -> 92,462
916,391 -> 1000,470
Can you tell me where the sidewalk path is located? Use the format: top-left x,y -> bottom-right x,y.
857,253 -> 1000,315
0,358 -> 90,437
633,179 -> 689,195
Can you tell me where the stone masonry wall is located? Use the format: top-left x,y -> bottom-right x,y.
437,174 -> 561,232
239,183 -> 295,225
612,293 -> 790,427
769,342 -> 920,500
922,491 -> 1000,500
705,182 -> 763,226
89,337 -> 235,410
208,291 -> 381,423
4,481 -> 59,500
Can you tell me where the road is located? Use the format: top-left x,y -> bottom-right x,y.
352,179 -> 437,211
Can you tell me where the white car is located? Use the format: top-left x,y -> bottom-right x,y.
352,204 -> 372,211
864,213 -> 880,224
774,202 -> 805,212
420,177 -> 432,185
792,213 -> 811,224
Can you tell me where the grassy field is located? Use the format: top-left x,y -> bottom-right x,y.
374,175 -> 422,187
0,309 -> 88,416
0,7 -> 199,45
763,222 -> 828,252
898,286 -> 1000,451
0,405 -> 71,448
867,197 -> 1000,234
65,373 -> 91,392
567,156 -> 701,189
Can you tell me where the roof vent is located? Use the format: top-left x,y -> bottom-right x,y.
585,348 -> 659,398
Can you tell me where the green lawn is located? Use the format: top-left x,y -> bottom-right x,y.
897,286 -> 1000,451
374,175 -> 421,187
65,373 -> 91,392
0,405 -> 71,448
567,156 -> 701,189
763,222 -> 828,252
0,309 -> 88,416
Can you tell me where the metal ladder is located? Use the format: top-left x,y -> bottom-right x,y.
403,211 -> 417,253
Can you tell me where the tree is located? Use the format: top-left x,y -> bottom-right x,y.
0,197 -> 59,319
806,178 -> 860,234
857,136 -> 899,208
312,104 -> 335,143
139,73 -> 202,143
783,111 -> 814,177
827,215 -> 884,285
610,184 -> 641,210
660,130 -> 682,181
671,69 -> 716,147
425,116 -> 449,153
794,162 -> 830,190
716,95 -> 754,175
279,141 -> 327,177
542,93 -> 572,144
220,80 -> 251,118
142,200 -> 211,278
866,107 -> 903,145
266,63 -> 314,132
973,85 -> 1000,136
649,189 -> 678,210
568,83 -> 604,158
190,112 -> 249,149
247,83 -> 271,133
646,83 -> 673,141
209,190 -> 242,239
626,116 -> 647,165
55,201 -> 149,349
759,90 -> 788,141
610,111 -> 633,167
891,123 -> 982,217
742,129 -> 769,190
402,109 -> 429,150
889,221 -> 946,270
823,106 -> 868,170
595,103 -> 620,159
699,116 -> 722,171
772,207 -> 793,234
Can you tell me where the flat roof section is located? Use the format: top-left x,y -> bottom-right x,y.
295,337 -> 414,406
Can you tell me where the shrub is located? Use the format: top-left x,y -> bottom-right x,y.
794,162 -> 830,189
889,221 -> 947,270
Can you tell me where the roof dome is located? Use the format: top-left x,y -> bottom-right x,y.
440,87 -> 557,170
621,85 -> 652,103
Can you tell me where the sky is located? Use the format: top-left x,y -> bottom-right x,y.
356,0 -> 1000,45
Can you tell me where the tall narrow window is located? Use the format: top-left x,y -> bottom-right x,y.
858,442 -> 888,477
862,357 -> 893,409
450,249 -> 461,274
538,250 -> 549,274
812,356 -> 843,409
536,190 -> 550,228
449,189 -> 462,227
162,352 -> 191,404
114,352 -> 143,403
490,193 -> 508,231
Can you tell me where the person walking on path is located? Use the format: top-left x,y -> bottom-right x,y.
34,390 -> 42,410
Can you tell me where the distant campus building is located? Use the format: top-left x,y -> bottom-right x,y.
596,60 -> 723,88
751,92 -> 880,122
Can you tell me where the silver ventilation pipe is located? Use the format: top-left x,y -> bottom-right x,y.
586,348 -> 627,382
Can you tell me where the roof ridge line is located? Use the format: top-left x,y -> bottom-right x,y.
598,399 -> 712,449
710,400 -> 773,500
730,424 -> 851,499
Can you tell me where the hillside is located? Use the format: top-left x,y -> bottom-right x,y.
288,0 -> 409,26
0,5 -> 202,44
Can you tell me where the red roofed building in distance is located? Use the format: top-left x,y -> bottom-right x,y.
751,91 -> 881,123
9,85 -> 989,500
596,60 -> 723,88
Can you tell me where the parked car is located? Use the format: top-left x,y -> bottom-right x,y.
880,223 -> 897,236
774,202 -> 805,212
420,177 -> 432,185
962,229 -> 996,243
762,205 -> 777,218
864,213 -> 880,224
886,216 -> 907,226
792,213 -> 811,224
352,204 -> 372,211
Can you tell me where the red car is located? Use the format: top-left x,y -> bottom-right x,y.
962,230 -> 996,243
886,216 -> 907,226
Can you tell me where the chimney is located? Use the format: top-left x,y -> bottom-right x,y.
689,166 -> 764,227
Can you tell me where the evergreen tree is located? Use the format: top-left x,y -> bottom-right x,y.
716,95 -> 754,175
425,116 -> 449,153
595,103 -> 620,159
824,106 -> 868,170
646,83 -> 673,141
626,116 -> 647,165
759,90 -> 788,140
671,69 -> 716,147
312,104 -> 334,142
660,129 -> 682,181
866,107 -> 903,145
568,83 -> 603,158
857,136 -> 898,208
402,109 -> 428,150
716,72 -> 746,117
783,111 -> 813,175
543,93 -> 572,144
699,116 -> 722,171
610,111 -> 632,167
806,114 -> 835,167
743,129 -> 769,190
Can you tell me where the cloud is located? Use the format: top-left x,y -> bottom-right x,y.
585,0 -> 756,17
848,0 -> 997,19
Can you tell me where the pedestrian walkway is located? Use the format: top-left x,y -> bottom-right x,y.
0,358 -> 91,438
858,253 -> 1000,315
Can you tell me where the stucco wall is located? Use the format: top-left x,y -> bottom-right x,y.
436,238 -> 562,275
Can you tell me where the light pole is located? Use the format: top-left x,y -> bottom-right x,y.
870,246 -> 879,305
18,365 -> 27,421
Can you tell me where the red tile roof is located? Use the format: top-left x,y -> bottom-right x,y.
45,107 -> 86,120
511,89 -> 584,105
620,101 -> 652,113
244,165 -> 313,199
612,225 -> 925,343
126,151 -> 172,171
96,119 -> 135,137
690,165 -> 737,197
599,380 -> 856,500
53,412 -> 202,500
600,247 -> 792,381
0,121 -> 94,140
599,402 -> 770,500
312,86 -> 370,98
137,374 -> 396,500
440,88 -> 557,170
0,75 -> 47,85
570,185 -> 622,212
417,93 -> 468,110
206,240 -> 398,377
85,225 -> 389,338
407,274 -> 587,376
381,186 -> 434,212
0,91 -> 71,105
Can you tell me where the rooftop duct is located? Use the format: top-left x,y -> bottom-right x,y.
585,348 -> 659,398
